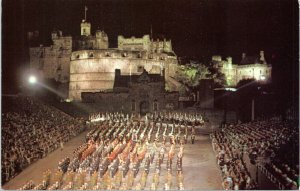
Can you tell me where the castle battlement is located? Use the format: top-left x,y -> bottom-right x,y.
70,49 -> 177,61
118,34 -> 173,53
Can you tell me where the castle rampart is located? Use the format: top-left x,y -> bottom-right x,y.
68,49 -> 178,100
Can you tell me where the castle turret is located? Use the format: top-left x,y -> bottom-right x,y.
95,30 -> 109,49
242,53 -> 246,60
81,20 -> 91,36
58,30 -> 63,37
212,55 -> 222,62
166,40 -> 172,52
259,50 -> 266,63
51,30 -> 58,39
226,57 -> 232,69
95,30 -> 102,38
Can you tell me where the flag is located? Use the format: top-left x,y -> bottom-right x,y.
85,6 -> 88,11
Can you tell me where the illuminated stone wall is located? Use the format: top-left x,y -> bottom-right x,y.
69,49 -> 179,100
220,64 -> 272,86
81,83 -> 179,113
235,64 -> 272,83
74,30 -> 109,50
118,35 -> 151,51
29,33 -> 72,83
118,35 -> 173,53
213,52 -> 272,86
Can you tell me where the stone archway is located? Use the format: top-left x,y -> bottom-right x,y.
140,101 -> 150,116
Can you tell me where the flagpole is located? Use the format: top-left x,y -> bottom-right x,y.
85,6 -> 87,21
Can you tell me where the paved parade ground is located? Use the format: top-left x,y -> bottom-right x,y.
3,127 -> 222,190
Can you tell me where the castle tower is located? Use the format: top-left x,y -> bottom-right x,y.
95,30 -> 109,49
168,40 -> 172,52
81,20 -> 91,36
259,50 -> 266,63
81,6 -> 91,36
242,53 -> 246,60
51,30 -> 58,39
226,57 -> 232,68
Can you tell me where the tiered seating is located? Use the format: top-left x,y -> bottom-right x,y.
212,118 -> 299,190
2,96 -> 86,184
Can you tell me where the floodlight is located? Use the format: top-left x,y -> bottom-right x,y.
225,87 -> 237,92
28,76 -> 37,84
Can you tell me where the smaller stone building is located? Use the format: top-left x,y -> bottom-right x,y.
212,51 -> 272,86
81,69 -> 179,114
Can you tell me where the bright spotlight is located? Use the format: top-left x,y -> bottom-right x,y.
225,87 -> 237,92
28,76 -> 37,84
65,98 -> 72,103
260,76 -> 266,81
215,87 -> 237,92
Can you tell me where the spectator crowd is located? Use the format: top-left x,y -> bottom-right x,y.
211,117 -> 299,190
2,96 -> 86,184
211,131 -> 257,190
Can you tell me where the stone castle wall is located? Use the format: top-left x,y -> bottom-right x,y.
74,31 -> 109,50
118,35 -> 173,53
69,49 -> 178,100
81,90 -> 179,113
82,92 -> 131,112
29,45 -> 72,82
118,35 -> 151,51
235,64 -> 272,83
30,33 -> 72,83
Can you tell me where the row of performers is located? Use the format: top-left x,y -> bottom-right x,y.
89,112 -> 205,125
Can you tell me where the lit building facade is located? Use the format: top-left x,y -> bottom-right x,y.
212,51 -> 272,86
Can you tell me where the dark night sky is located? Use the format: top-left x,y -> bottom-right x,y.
2,0 -> 299,96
